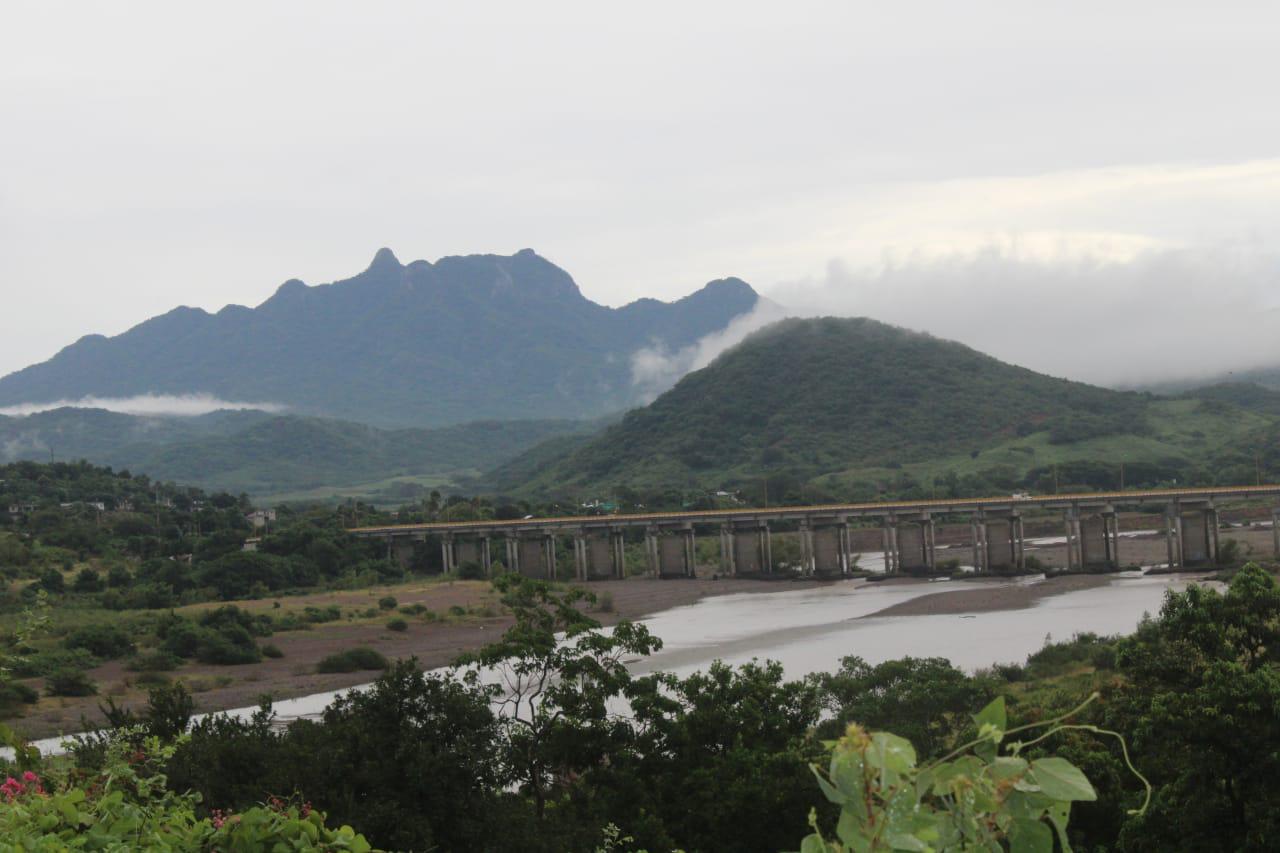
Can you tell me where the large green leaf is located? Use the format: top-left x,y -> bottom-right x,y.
1030,757 -> 1097,802
1010,818 -> 1053,853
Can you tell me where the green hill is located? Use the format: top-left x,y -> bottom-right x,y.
489,317 -> 1278,500
0,408 -> 595,500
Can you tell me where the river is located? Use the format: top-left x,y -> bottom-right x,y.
10,567 -> 1205,757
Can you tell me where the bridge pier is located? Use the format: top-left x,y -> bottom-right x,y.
798,520 -> 815,575
455,537 -> 491,576
1075,507 -> 1120,570
388,537 -> 418,571
970,517 -> 985,572
894,515 -> 937,575
646,525 -> 696,578
807,517 -> 852,577
510,533 -> 556,579
983,514 -> 1023,574
882,520 -> 899,574
728,522 -> 772,576
573,528 -> 626,580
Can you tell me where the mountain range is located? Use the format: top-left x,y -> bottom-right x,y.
0,249 -> 758,427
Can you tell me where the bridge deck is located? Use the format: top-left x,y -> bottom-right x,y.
350,485 -> 1280,538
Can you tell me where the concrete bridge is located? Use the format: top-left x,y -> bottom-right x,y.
351,485 -> 1280,580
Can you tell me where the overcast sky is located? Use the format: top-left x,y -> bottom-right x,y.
3,1 -> 1280,388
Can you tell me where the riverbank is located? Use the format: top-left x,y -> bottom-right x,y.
865,573 -> 1128,617
7,576 -> 824,741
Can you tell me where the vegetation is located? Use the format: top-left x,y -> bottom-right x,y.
488,318 -> 1280,502
3,567 -> 1270,851
316,647 -> 390,673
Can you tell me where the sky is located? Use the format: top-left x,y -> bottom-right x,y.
3,1 -> 1280,392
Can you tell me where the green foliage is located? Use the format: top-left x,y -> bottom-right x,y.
799,695 -> 1140,852
385,618 -> 408,632
126,650 -> 183,672
498,316 -> 1159,496
377,595 -> 397,610
261,642 -> 284,658
818,656 -> 995,758
45,667 -> 97,696
0,730 -> 374,851
64,622 -> 137,659
316,647 -> 390,673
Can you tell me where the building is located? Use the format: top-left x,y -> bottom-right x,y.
246,509 -> 277,529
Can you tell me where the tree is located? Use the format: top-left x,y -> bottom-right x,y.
463,575 -> 660,824
819,656 -> 995,758
1106,564 -> 1280,851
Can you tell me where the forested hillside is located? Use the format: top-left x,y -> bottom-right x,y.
0,249 -> 758,427
0,408 -> 597,499
492,317 -> 1280,501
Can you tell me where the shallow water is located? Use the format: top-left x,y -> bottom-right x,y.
12,570 -> 1205,757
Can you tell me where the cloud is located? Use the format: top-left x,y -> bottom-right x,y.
0,393 -> 287,417
629,299 -> 791,400
767,244 -> 1280,388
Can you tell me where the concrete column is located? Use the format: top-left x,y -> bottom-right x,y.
506,537 -> 519,575
798,520 -> 814,575
763,524 -> 774,574
482,538 -> 492,577
971,518 -> 983,572
612,529 -> 626,578
645,527 -> 660,577
573,534 -> 587,581
1208,507 -> 1221,565
1273,508 -> 1280,559
1107,513 -> 1120,568
838,521 -> 853,575
441,537 -> 455,574
1062,511 -> 1075,571
683,526 -> 696,578
923,516 -> 937,572
1163,508 -> 1177,569
1174,512 -> 1185,569
719,525 -> 735,576
543,535 -> 557,580
883,522 -> 896,574
1013,515 -> 1026,571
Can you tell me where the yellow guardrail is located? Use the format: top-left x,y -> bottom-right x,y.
349,484 -> 1280,537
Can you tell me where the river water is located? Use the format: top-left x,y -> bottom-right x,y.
12,567 -> 1208,757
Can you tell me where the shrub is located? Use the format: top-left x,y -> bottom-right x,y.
195,624 -> 262,665
303,605 -> 342,624
72,568 -> 103,593
0,681 -> 39,710
386,618 -> 408,632
316,647 -> 390,673
200,604 -> 274,637
124,651 -> 181,672
261,643 -> 284,658
45,668 -> 97,696
36,568 -> 65,594
64,624 -> 136,660
159,618 -> 204,658
448,605 -> 467,618
377,595 -> 398,610
10,648 -> 98,678
596,592 -> 615,613
399,603 -> 428,616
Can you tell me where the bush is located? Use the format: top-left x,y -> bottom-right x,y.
378,595 -> 398,610
0,681 -> 39,710
64,624 -> 136,660
10,647 -> 98,678
386,618 -> 408,632
195,624 -> 262,665
596,592 -> 615,613
316,647 -> 390,673
72,568 -> 103,593
124,651 -> 181,672
261,643 -> 284,658
45,667 -> 97,696
200,604 -> 274,637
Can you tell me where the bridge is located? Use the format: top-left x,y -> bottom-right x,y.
351,485 -> 1280,580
